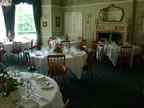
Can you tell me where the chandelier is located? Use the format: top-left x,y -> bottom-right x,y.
0,0 -> 12,6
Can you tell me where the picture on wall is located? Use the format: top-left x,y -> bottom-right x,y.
56,17 -> 60,27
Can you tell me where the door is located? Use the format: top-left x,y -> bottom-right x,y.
64,12 -> 82,41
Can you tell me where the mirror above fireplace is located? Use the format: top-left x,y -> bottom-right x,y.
99,4 -> 124,22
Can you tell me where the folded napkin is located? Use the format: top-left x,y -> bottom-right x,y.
72,50 -> 85,56
10,89 -> 21,102
19,98 -> 39,108
0,93 -> 3,100
33,75 -> 47,83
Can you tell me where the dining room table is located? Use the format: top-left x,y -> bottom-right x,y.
2,39 -> 31,53
0,72 -> 64,108
30,47 -> 87,80
96,42 -> 141,68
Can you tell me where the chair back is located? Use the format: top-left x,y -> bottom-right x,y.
120,46 -> 132,57
48,37 -> 56,48
49,64 -> 67,92
92,41 -> 98,51
141,45 -> 144,55
29,45 -> 41,52
31,39 -> 33,47
12,42 -> 22,53
24,51 -> 36,72
47,55 -> 65,74
61,41 -> 70,48
24,51 -> 32,67
47,55 -> 65,66
87,51 -> 95,67
63,99 -> 70,108
0,42 -> 4,50
96,44 -> 104,61
0,50 -> 4,63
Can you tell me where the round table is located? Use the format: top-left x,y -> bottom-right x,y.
0,72 -> 64,108
30,49 -> 87,79
3,40 -> 31,53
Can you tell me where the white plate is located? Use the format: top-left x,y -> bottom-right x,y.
40,81 -> 50,87
41,84 -> 54,89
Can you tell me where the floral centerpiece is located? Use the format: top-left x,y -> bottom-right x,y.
116,39 -> 123,46
7,32 -> 13,42
64,33 -> 69,41
0,70 -> 22,96
53,44 -> 63,53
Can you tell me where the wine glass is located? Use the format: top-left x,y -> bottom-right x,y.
0,84 -> 7,96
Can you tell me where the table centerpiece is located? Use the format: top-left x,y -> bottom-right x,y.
53,43 -> 63,53
0,71 -> 22,96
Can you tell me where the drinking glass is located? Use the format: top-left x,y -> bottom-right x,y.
14,66 -> 20,77
0,85 -> 7,96
8,65 -> 15,76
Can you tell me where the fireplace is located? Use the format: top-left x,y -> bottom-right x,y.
95,23 -> 129,43
98,32 -> 122,41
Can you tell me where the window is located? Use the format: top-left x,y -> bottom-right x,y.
15,3 -> 36,40
0,6 -> 6,41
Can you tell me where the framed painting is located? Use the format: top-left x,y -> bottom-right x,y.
56,17 -> 60,27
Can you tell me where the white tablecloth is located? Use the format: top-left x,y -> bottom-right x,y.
96,43 -> 141,67
0,72 -> 64,108
3,40 -> 31,53
30,49 -> 87,79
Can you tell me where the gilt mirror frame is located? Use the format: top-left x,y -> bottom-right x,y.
99,4 -> 124,22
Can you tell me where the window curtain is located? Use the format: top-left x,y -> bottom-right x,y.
2,5 -> 15,38
2,0 -> 42,45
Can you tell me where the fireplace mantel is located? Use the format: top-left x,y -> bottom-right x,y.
96,23 -> 129,42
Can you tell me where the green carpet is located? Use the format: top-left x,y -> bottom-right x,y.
2,54 -> 144,108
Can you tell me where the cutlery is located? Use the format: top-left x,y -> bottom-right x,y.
33,94 -> 49,102
40,81 -> 50,87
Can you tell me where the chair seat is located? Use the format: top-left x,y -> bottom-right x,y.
142,55 -> 144,61
82,64 -> 89,71
28,65 -> 36,72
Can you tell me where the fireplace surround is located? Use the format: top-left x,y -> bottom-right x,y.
95,23 -> 129,43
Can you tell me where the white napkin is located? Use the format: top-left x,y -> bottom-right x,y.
33,75 -> 46,81
19,98 -> 39,108
10,89 -> 21,102
73,50 -> 85,56
0,93 -> 3,100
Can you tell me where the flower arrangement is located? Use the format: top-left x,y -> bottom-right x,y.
53,44 -> 63,53
0,0 -> 12,6
64,33 -> 69,41
116,39 -> 123,46
0,71 -> 22,96
8,32 -> 13,42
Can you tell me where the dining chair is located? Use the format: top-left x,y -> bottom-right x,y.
131,41 -> 136,45
61,40 -> 70,48
0,42 -> 4,50
31,39 -> 34,48
141,45 -> 144,62
47,54 -> 65,72
49,64 -> 67,99
0,50 -> 4,63
63,98 -> 70,108
82,51 -> 95,79
96,44 -> 105,64
24,51 -> 36,72
29,45 -> 41,52
47,37 -> 56,48
77,38 -> 88,53
11,42 -> 22,60
119,46 -> 132,69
